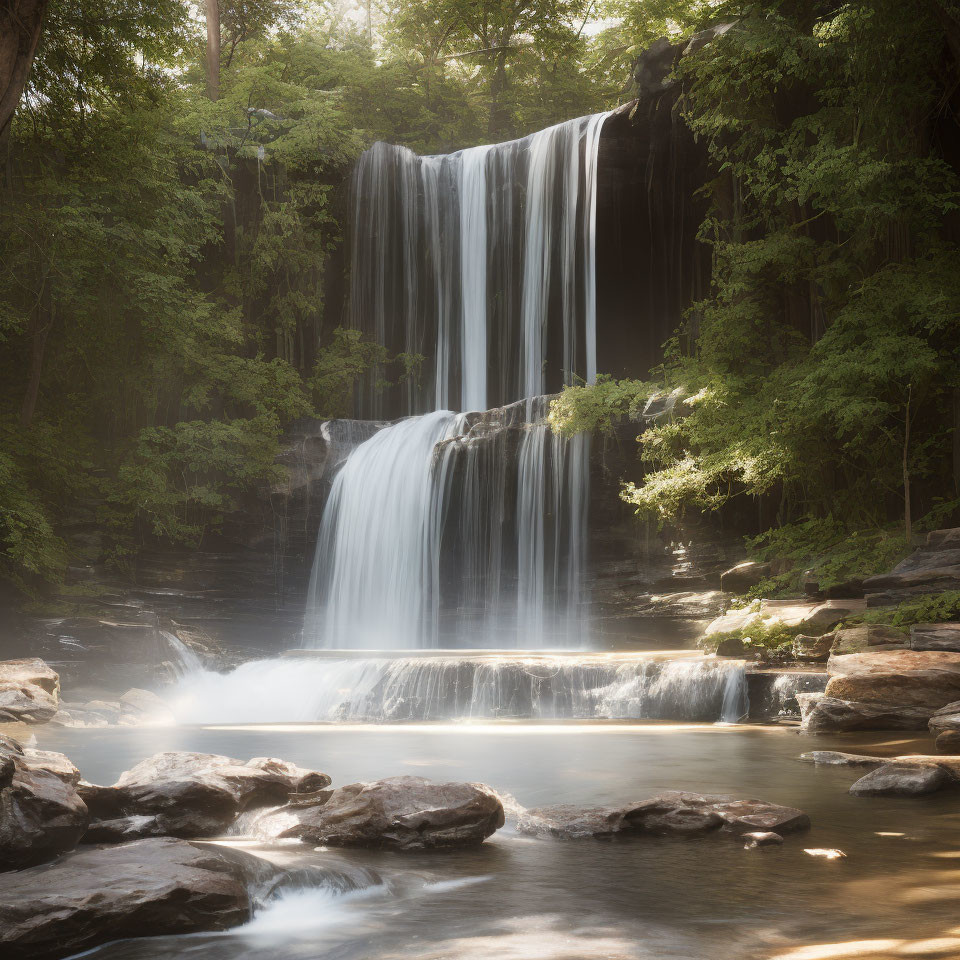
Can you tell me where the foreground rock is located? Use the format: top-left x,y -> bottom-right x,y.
0,737 -> 88,870
0,838 -> 250,959
863,527 -> 960,605
517,792 -> 809,841
849,762 -> 953,797
0,659 -> 60,724
80,752 -> 331,840
251,776 -> 504,850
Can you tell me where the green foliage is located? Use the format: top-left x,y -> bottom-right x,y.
860,591 -> 960,628
548,376 -> 651,437
745,518 -> 909,598
700,602 -> 803,652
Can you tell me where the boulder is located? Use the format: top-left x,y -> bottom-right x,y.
719,561 -> 771,593
0,659 -> 60,724
831,624 -> 908,655
864,528 -> 960,605
517,792 -> 809,840
792,634 -> 833,662
936,731 -> 960,754
910,623 -> 960,653
824,673 -> 960,711
80,752 -> 331,839
0,738 -> 88,870
0,838 -> 251,959
798,751 -> 885,768
259,776 -> 504,850
849,762 -> 953,797
798,693 -> 931,732
929,701 -> 960,735
715,637 -> 747,658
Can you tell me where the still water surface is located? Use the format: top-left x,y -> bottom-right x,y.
27,723 -> 960,960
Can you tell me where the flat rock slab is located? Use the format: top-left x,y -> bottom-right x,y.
80,752 -> 331,840
253,776 -> 504,850
517,792 -> 809,840
824,672 -> 960,710
0,659 -> 60,724
0,838 -> 251,960
911,623 -> 960,653
798,693 -> 931,732
0,737 -> 88,871
827,650 -> 960,677
849,762 -> 953,797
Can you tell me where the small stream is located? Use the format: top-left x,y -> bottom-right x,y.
23,721 -> 960,960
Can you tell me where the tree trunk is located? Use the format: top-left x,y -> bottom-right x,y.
903,384 -> 912,545
205,0 -> 220,101
953,387 -> 960,495
0,0 -> 49,143
488,47 -> 510,139
20,283 -> 53,428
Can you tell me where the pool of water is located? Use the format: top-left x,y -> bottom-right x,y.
20,721 -> 960,960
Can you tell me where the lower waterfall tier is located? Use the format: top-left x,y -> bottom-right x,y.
168,653 -> 749,725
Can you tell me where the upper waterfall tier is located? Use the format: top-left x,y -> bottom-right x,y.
348,113 -> 608,418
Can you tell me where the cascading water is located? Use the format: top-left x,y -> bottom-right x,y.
303,114 -> 610,651
169,654 -> 749,725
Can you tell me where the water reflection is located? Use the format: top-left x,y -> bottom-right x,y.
18,722 -> 959,960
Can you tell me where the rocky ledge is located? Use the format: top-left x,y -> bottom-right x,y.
0,838 -> 253,960
515,791 -> 809,843
799,648 -> 960,732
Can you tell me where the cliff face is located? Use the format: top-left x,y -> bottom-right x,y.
595,27 -> 726,381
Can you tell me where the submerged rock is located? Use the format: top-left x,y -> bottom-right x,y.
517,792 -> 809,841
798,751 -> 885,767
0,659 -> 60,724
80,752 -> 331,840
849,762 -> 953,797
0,838 -> 251,960
0,737 -> 88,871
743,831 -> 783,849
255,776 -> 504,850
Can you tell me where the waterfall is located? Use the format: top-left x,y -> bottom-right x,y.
304,113 -> 609,651
169,655 -> 749,724
347,113 -> 610,415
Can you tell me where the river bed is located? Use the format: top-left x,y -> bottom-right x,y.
18,721 -> 960,960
